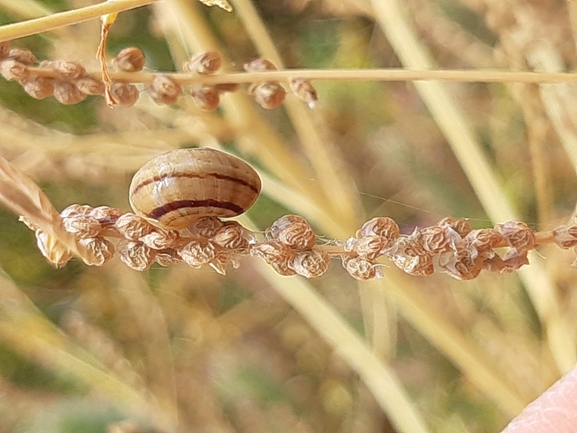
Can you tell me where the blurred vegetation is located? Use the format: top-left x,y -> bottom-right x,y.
0,0 -> 576,432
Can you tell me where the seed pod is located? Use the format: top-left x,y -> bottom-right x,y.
148,74 -> 182,105
20,76 -> 54,99
252,82 -> 286,109
75,76 -> 106,95
109,82 -> 139,107
0,42 -> 10,60
53,81 -> 86,105
113,47 -> 146,72
129,147 -> 262,230
8,48 -> 36,65
191,85 -> 220,111
243,58 -> 277,72
289,78 -> 318,109
184,51 -> 221,74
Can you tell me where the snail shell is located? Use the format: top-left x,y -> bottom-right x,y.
129,147 -> 261,230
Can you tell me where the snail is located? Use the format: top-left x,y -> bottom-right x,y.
129,147 -> 261,230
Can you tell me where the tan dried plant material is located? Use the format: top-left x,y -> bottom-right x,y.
268,215 -> 316,250
20,76 -> 55,99
0,41 -> 9,60
148,74 -> 182,105
184,51 -> 221,74
53,81 -> 87,105
0,60 -> 29,81
197,0 -> 233,12
113,47 -> 146,72
109,82 -> 139,107
9,48 -> 37,65
75,76 -> 106,96
40,60 -> 86,80
191,85 -> 221,111
0,157 -> 98,267
289,78 -> 318,109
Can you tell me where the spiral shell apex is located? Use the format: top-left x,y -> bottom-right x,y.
129,148 -> 262,230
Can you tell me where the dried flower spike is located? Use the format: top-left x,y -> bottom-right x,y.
268,215 -> 316,250
113,47 -> 146,72
41,60 -> 86,80
184,51 -> 221,74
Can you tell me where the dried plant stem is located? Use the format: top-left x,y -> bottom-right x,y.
371,0 -> 576,375
25,67 -> 577,85
0,0 -> 157,42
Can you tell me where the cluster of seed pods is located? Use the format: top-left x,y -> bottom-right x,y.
0,40 -> 317,110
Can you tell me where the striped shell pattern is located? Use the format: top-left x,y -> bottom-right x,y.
129,148 -> 262,230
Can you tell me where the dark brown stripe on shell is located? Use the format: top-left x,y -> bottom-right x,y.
147,199 -> 245,220
132,171 -> 260,196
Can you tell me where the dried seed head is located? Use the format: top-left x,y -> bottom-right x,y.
290,249 -> 330,278
464,228 -> 504,252
388,237 -> 434,276
438,250 -> 481,280
115,214 -> 155,240
155,249 -> 183,267
289,78 -> 318,109
357,217 -> 400,240
78,237 -> 115,266
211,222 -> 249,250
53,81 -> 87,105
179,239 -> 217,268
118,240 -> 156,271
89,206 -> 125,226
109,82 -> 140,107
20,76 -> 54,99
351,235 -> 391,259
75,76 -> 106,95
8,48 -> 36,65
113,47 -> 146,72
437,217 -> 472,237
417,225 -> 460,254
251,241 -> 296,276
496,221 -> 536,254
148,74 -> 182,105
48,60 -> 86,80
0,42 -> 10,60
190,216 -> 224,238
553,225 -> 577,249
252,82 -> 286,109
140,229 -> 179,249
63,215 -> 102,238
0,60 -> 29,81
342,256 -> 382,281
269,215 -> 316,250
191,85 -> 221,111
183,51 -> 221,74
61,204 -> 93,218
244,58 -> 278,72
